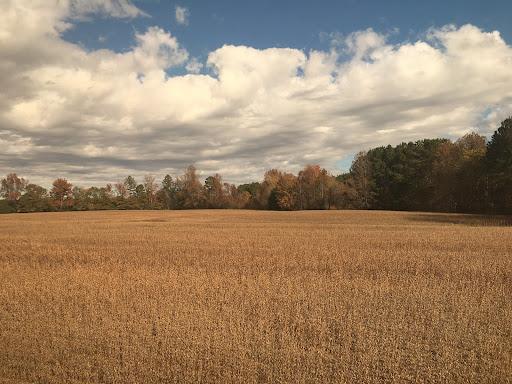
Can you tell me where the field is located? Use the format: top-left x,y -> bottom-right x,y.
0,210 -> 511,383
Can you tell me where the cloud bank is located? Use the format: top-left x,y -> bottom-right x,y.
1,0 -> 512,186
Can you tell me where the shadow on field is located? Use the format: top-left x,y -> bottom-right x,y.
407,213 -> 512,227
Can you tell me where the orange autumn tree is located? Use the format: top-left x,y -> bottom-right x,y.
50,178 -> 73,210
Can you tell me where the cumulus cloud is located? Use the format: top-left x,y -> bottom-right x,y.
343,28 -> 387,59
130,26 -> 189,71
1,1 -> 512,186
175,5 -> 189,26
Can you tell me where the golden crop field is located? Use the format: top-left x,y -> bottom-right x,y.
0,210 -> 511,383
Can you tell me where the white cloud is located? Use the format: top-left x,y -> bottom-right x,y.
1,2 -> 512,186
0,131 -> 34,155
68,0 -> 148,19
130,26 -> 189,71
175,5 -> 189,26
186,57 -> 203,74
343,28 -> 387,59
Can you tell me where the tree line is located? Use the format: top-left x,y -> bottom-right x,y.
1,118 -> 511,214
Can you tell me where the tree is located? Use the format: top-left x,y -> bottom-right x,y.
50,178 -> 73,210
18,184 -> 51,212
268,172 -> 298,210
362,139 -> 448,211
324,173 -> 345,209
431,141 -> 460,211
114,182 -> 128,199
0,173 -> 28,204
80,184 -> 115,210
143,175 -> 158,208
226,184 -> 251,208
176,165 -> 204,209
72,186 -> 89,210
115,176 -> 142,209
1,122 -> 508,215
297,165 -> 338,209
347,152 -> 374,209
298,165 -> 321,209
204,174 -> 226,208
454,133 -> 487,212
486,118 -> 512,213
123,176 -> 137,197
237,182 -> 260,208
255,169 -> 282,209
160,174 -> 177,209
135,184 -> 146,208
0,200 -> 16,213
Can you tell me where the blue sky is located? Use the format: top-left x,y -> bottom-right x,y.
64,0 -> 511,68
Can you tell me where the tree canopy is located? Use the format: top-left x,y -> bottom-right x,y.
2,118 -> 511,215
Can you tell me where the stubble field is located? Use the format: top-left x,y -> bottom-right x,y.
0,210 -> 511,383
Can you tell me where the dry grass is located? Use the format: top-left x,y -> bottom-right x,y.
0,210 -> 511,383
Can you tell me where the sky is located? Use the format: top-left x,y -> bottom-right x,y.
1,0 -> 512,186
